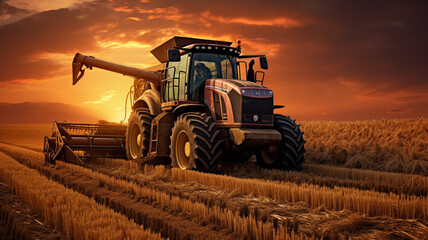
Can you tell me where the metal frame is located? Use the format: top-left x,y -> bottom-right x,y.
44,122 -> 127,165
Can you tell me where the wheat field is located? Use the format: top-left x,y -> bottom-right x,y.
301,119 -> 428,175
0,119 -> 427,239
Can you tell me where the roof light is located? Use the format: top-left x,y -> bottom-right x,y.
195,46 -> 200,49
207,46 -> 212,50
201,46 -> 206,49
229,48 -> 233,52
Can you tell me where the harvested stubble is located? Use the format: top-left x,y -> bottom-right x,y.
2,141 -> 426,222
0,152 -> 163,240
0,182 -> 65,240
0,143 -> 308,240
73,151 -> 428,222
84,159 -> 428,239
300,119 -> 428,175
170,168 -> 428,221
304,163 -> 428,196
223,161 -> 428,196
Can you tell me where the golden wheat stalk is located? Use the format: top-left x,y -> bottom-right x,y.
170,168 -> 428,221
0,144 -> 307,240
0,151 -> 164,240
301,119 -> 428,175
1,141 -> 427,222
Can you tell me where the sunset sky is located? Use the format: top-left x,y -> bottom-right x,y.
0,0 -> 427,123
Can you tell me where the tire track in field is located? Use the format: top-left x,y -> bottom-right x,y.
0,143 -> 357,239
1,144 -> 310,239
221,161 -> 428,196
0,149 -> 236,240
10,140 -> 427,197
1,142 -> 427,240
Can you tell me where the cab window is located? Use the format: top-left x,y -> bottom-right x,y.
189,53 -> 237,101
165,54 -> 189,102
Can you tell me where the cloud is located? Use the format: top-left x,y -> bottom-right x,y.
0,0 -> 31,25
200,11 -> 301,28
84,90 -> 115,104
97,40 -> 151,49
5,0 -> 89,12
0,0 -> 427,120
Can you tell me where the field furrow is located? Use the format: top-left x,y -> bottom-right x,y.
1,142 -> 427,239
0,151 -> 164,240
0,143 -> 304,240
222,161 -> 428,196
6,138 -> 427,197
0,182 -> 65,240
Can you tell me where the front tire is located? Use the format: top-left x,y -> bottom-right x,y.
126,108 -> 153,161
170,113 -> 223,172
256,115 -> 306,170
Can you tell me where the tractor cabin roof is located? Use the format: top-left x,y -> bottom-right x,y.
151,36 -> 233,63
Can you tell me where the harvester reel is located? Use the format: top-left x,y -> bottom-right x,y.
170,113 -> 223,172
256,115 -> 306,170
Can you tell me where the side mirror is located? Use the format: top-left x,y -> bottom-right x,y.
168,49 -> 180,62
259,56 -> 268,70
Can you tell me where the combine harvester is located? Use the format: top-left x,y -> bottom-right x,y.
44,36 -> 305,172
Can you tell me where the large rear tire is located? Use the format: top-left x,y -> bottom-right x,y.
256,115 -> 306,170
170,112 -> 223,172
126,108 -> 153,161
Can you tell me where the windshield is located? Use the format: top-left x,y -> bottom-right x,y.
191,53 -> 238,80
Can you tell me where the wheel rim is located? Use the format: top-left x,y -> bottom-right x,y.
260,146 -> 278,165
129,123 -> 141,159
176,130 -> 190,169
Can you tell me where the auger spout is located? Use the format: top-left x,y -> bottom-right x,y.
72,53 -> 161,85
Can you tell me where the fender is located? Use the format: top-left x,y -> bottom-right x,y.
132,89 -> 161,115
172,103 -> 209,116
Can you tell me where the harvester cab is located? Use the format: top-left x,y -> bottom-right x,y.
155,38 -> 269,104
44,36 -> 305,172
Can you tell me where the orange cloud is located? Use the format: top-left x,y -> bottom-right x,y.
97,40 -> 151,49
127,17 -> 141,21
201,11 -> 301,28
1,0 -> 427,121
136,6 -> 193,21
113,6 -> 134,13
84,90 -> 115,104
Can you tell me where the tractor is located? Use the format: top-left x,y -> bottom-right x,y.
43,36 -> 305,172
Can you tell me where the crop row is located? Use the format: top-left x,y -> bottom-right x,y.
0,151 -> 163,240
2,142 -> 426,222
88,156 -> 428,221
222,161 -> 428,196
0,182 -> 65,240
170,169 -> 427,220
0,143 -> 309,240
84,158 -> 428,239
